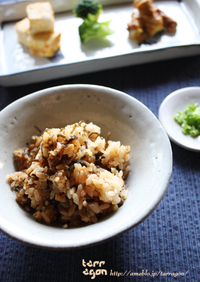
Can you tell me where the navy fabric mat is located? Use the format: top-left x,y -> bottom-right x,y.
0,54 -> 200,281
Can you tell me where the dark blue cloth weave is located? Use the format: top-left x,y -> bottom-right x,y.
0,54 -> 200,281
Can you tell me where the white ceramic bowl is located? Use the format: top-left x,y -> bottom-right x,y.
0,84 -> 172,249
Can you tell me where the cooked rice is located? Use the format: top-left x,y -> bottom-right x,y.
7,121 -> 130,227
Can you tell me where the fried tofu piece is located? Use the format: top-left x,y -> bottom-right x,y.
15,18 -> 31,47
15,17 -> 61,57
26,2 -> 54,34
127,0 -> 177,43
15,2 -> 61,57
29,30 -> 61,57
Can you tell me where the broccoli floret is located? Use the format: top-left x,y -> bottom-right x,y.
73,0 -> 102,22
79,19 -> 114,44
73,0 -> 114,44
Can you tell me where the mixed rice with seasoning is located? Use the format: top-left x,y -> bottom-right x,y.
7,121 -> 130,228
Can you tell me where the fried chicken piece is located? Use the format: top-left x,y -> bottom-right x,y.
128,0 -> 164,42
156,8 -> 177,33
141,11 -> 163,37
127,0 -> 177,43
134,0 -> 154,16
127,10 -> 149,43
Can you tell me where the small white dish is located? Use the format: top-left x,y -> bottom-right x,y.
158,86 -> 200,151
0,84 -> 172,249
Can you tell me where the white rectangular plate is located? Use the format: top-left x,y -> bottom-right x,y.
0,0 -> 200,86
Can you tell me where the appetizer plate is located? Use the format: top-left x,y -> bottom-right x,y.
0,84 -> 172,249
158,86 -> 200,151
1,0 -> 200,86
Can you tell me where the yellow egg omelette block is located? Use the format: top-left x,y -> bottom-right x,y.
26,2 -> 54,34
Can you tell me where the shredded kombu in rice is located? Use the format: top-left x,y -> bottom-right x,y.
7,121 -> 130,228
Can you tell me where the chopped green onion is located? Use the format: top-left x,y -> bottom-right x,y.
174,103 -> 200,137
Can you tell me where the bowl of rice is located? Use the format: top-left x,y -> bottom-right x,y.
0,84 -> 172,249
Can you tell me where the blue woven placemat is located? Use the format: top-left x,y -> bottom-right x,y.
0,54 -> 200,281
